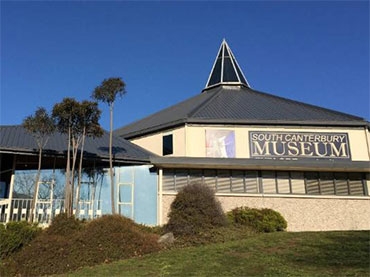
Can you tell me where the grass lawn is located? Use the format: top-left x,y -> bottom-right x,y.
60,231 -> 369,277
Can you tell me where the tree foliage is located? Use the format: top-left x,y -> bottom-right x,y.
22,107 -> 55,222
92,77 -> 126,214
52,98 -> 103,216
23,107 -> 55,150
92,78 -> 126,105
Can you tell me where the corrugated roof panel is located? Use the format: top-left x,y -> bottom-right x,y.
0,125 -> 155,163
115,84 -> 367,139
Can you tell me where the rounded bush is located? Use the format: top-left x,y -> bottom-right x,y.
227,206 -> 287,232
165,182 -> 227,236
46,213 -> 82,236
0,221 -> 41,259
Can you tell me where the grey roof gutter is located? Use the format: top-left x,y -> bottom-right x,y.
150,156 -> 370,173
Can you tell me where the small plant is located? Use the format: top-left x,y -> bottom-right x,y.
165,182 -> 227,236
227,206 -> 287,232
0,221 -> 41,259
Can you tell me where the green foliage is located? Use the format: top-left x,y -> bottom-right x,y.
92,77 -> 126,105
79,100 -> 104,138
3,215 -> 161,276
227,206 -> 287,232
46,213 -> 82,236
0,221 -> 41,259
165,182 -> 227,236
22,107 -> 56,148
52,97 -> 81,134
52,98 -> 102,139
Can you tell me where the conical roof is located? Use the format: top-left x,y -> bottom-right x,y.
115,41 -> 368,139
204,39 -> 250,90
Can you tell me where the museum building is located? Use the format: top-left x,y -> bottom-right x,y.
115,40 -> 370,231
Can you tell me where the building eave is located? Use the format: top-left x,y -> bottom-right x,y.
150,156 -> 370,173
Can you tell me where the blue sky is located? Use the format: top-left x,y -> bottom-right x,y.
1,1 -> 369,131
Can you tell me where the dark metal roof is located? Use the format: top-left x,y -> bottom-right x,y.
115,85 -> 368,139
115,41 -> 368,140
0,125 -> 155,164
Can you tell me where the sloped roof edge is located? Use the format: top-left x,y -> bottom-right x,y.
0,125 -> 156,164
150,156 -> 370,173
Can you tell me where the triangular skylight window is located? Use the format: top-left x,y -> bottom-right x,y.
205,39 -> 250,90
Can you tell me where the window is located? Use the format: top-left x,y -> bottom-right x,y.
276,172 -> 290,194
305,172 -> 320,195
290,172 -> 305,194
261,171 -> 276,194
162,134 -> 173,156
161,169 -> 367,196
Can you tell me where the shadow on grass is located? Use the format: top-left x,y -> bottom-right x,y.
287,231 -> 369,271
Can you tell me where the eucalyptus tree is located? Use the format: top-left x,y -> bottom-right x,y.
52,98 -> 81,216
22,107 -> 55,222
92,77 -> 126,214
53,98 -> 103,217
74,100 -> 103,216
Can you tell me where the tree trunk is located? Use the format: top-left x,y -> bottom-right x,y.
75,127 -> 86,217
70,137 -> 80,216
109,104 -> 115,214
65,127 -> 72,217
29,147 -> 42,223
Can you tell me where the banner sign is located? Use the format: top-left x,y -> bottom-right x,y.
206,130 -> 235,158
249,131 -> 351,160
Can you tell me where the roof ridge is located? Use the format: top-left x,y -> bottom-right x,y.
187,86 -> 224,118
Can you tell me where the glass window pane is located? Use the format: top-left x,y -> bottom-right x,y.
231,170 -> 244,193
291,172 -> 305,194
217,170 -> 230,193
163,134 -> 173,156
204,170 -> 216,191
305,172 -> 320,195
189,169 -> 202,184
208,58 -> 222,86
348,173 -> 364,196
262,171 -> 276,194
163,170 -> 175,191
334,173 -> 349,195
245,171 -> 258,193
319,172 -> 335,195
38,182 -> 51,200
223,58 -> 238,82
276,172 -> 290,194
175,170 -> 188,191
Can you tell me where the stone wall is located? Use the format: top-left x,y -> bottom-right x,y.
161,194 -> 370,232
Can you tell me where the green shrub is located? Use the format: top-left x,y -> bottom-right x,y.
5,214 -> 161,276
227,207 -> 287,232
46,213 -> 82,236
0,221 -> 41,259
165,182 -> 227,236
